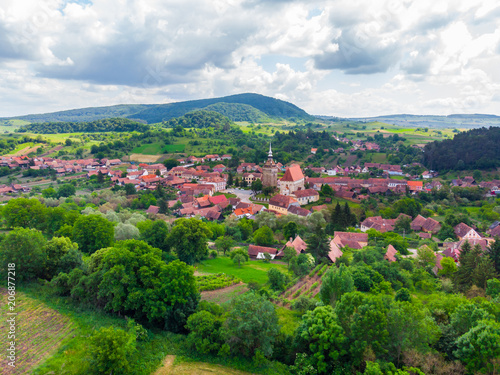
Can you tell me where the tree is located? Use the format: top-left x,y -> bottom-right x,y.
80,240 -> 199,331
320,183 -> 334,197
319,264 -> 354,306
454,243 -> 481,292
230,248 -> 249,267
487,237 -> 500,274
267,268 -> 287,291
437,224 -> 457,241
454,321 -> 500,375
186,309 -> 226,355
486,278 -> 500,298
253,225 -> 274,246
168,218 -> 212,265
215,236 -> 235,256
295,306 -> 346,374
0,228 -> 47,282
450,304 -> 494,337
114,223 -> 140,241
306,228 -> 330,262
125,183 -> 137,195
44,236 -> 79,279
251,179 -> 263,193
2,198 -> 46,229
88,326 -> 136,375
472,254 -> 498,289
140,220 -> 169,252
283,246 -> 297,268
438,257 -> 458,278
416,245 -> 436,269
395,288 -> 411,302
283,221 -> 299,241
72,214 -> 115,254
57,183 -> 76,198
42,187 -> 57,198
163,158 -> 179,169
393,198 -> 422,218
394,216 -> 411,234
225,293 -> 279,357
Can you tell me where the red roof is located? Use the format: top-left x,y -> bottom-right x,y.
281,164 -> 304,182
209,194 -> 227,205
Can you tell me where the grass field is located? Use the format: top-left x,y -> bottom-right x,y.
132,143 -> 186,155
196,257 -> 290,285
163,144 -> 185,153
153,355 -> 255,375
0,289 -> 77,375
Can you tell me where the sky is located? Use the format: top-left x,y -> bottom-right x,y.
1,0 -> 500,118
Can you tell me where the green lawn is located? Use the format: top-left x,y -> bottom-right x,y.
196,257 -> 289,284
276,306 -> 301,336
132,143 -> 185,155
163,144 -> 185,153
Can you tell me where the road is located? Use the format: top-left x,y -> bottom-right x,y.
224,188 -> 254,203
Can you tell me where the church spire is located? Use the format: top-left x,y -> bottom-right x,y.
268,142 -> 273,159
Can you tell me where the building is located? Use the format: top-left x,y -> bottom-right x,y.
268,194 -> 300,215
280,164 -> 305,195
292,189 -> 320,205
262,143 -> 278,187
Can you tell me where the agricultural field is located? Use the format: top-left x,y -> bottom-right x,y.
153,356 -> 255,375
0,289 -> 76,375
281,263 -> 330,306
196,273 -> 242,291
196,257 -> 289,285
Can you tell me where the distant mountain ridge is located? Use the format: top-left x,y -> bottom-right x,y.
344,113 -> 500,128
0,93 -> 313,124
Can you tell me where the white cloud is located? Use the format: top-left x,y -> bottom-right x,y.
1,0 -> 500,117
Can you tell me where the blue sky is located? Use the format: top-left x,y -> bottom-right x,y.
1,0 -> 500,117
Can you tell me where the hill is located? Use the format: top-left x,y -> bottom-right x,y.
0,104 -> 152,124
203,102 -> 272,122
1,93 -> 313,125
128,93 -> 314,123
17,118 -> 149,134
423,127 -> 500,171
163,110 -> 234,131
346,113 -> 500,129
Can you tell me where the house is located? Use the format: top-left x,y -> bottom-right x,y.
146,205 -> 160,214
333,232 -> 368,249
328,240 -> 343,263
248,245 -> 280,260
384,245 -> 398,262
268,194 -> 300,215
292,189 -> 320,205
280,164 -> 305,195
213,164 -> 226,173
311,148 -> 318,154
360,216 -> 396,233
243,173 -> 262,184
287,205 -> 312,217
208,194 -> 228,206
407,181 -> 423,192
454,223 -> 481,240
278,235 -> 308,256
410,215 -> 441,233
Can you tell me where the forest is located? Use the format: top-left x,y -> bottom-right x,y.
17,118 -> 150,134
423,127 -> 500,171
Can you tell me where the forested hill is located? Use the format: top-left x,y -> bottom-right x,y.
128,93 -> 314,123
17,118 -> 149,134
1,104 -> 153,123
163,110 -> 234,131
202,102 -> 272,122
423,127 -> 500,171
1,93 -> 313,124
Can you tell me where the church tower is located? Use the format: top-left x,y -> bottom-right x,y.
262,143 -> 278,187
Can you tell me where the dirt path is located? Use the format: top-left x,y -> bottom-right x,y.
153,355 -> 176,375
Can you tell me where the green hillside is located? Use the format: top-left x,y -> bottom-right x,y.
1,104 -> 152,123
0,93 -> 313,125
203,102 -> 272,123
17,118 -> 149,134
128,93 -> 313,123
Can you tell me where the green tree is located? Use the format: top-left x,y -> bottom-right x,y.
416,245 -> 436,269
125,183 -> 137,195
42,187 -> 57,198
57,183 -> 76,198
215,236 -> 235,256
295,306 -> 346,374
437,223 -> 457,241
140,220 -> 169,252
319,264 -> 354,306
394,288 -> 411,302
472,254 -> 498,289
283,221 -> 299,240
393,198 -> 422,218
186,310 -> 226,355
454,321 -> 500,374
44,236 -> 79,279
283,246 -> 297,269
306,228 -> 330,262
0,228 -> 47,282
320,183 -> 334,197
438,257 -> 458,278
253,225 -> 274,246
394,216 -> 411,234
450,303 -> 494,337
486,278 -> 500,298
168,218 -> 212,265
225,293 -> 279,357
267,268 -> 287,291
163,158 -> 179,169
251,178 -> 263,193
487,236 -> 500,273
72,214 -> 115,254
88,326 -> 136,375
230,248 -> 249,267
2,198 -> 46,229
454,242 -> 481,292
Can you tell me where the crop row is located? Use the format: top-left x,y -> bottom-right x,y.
197,273 -> 242,291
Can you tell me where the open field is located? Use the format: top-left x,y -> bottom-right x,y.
129,153 -> 162,162
196,257 -> 289,285
0,289 -> 76,375
153,355 -> 256,375
201,283 -> 248,304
